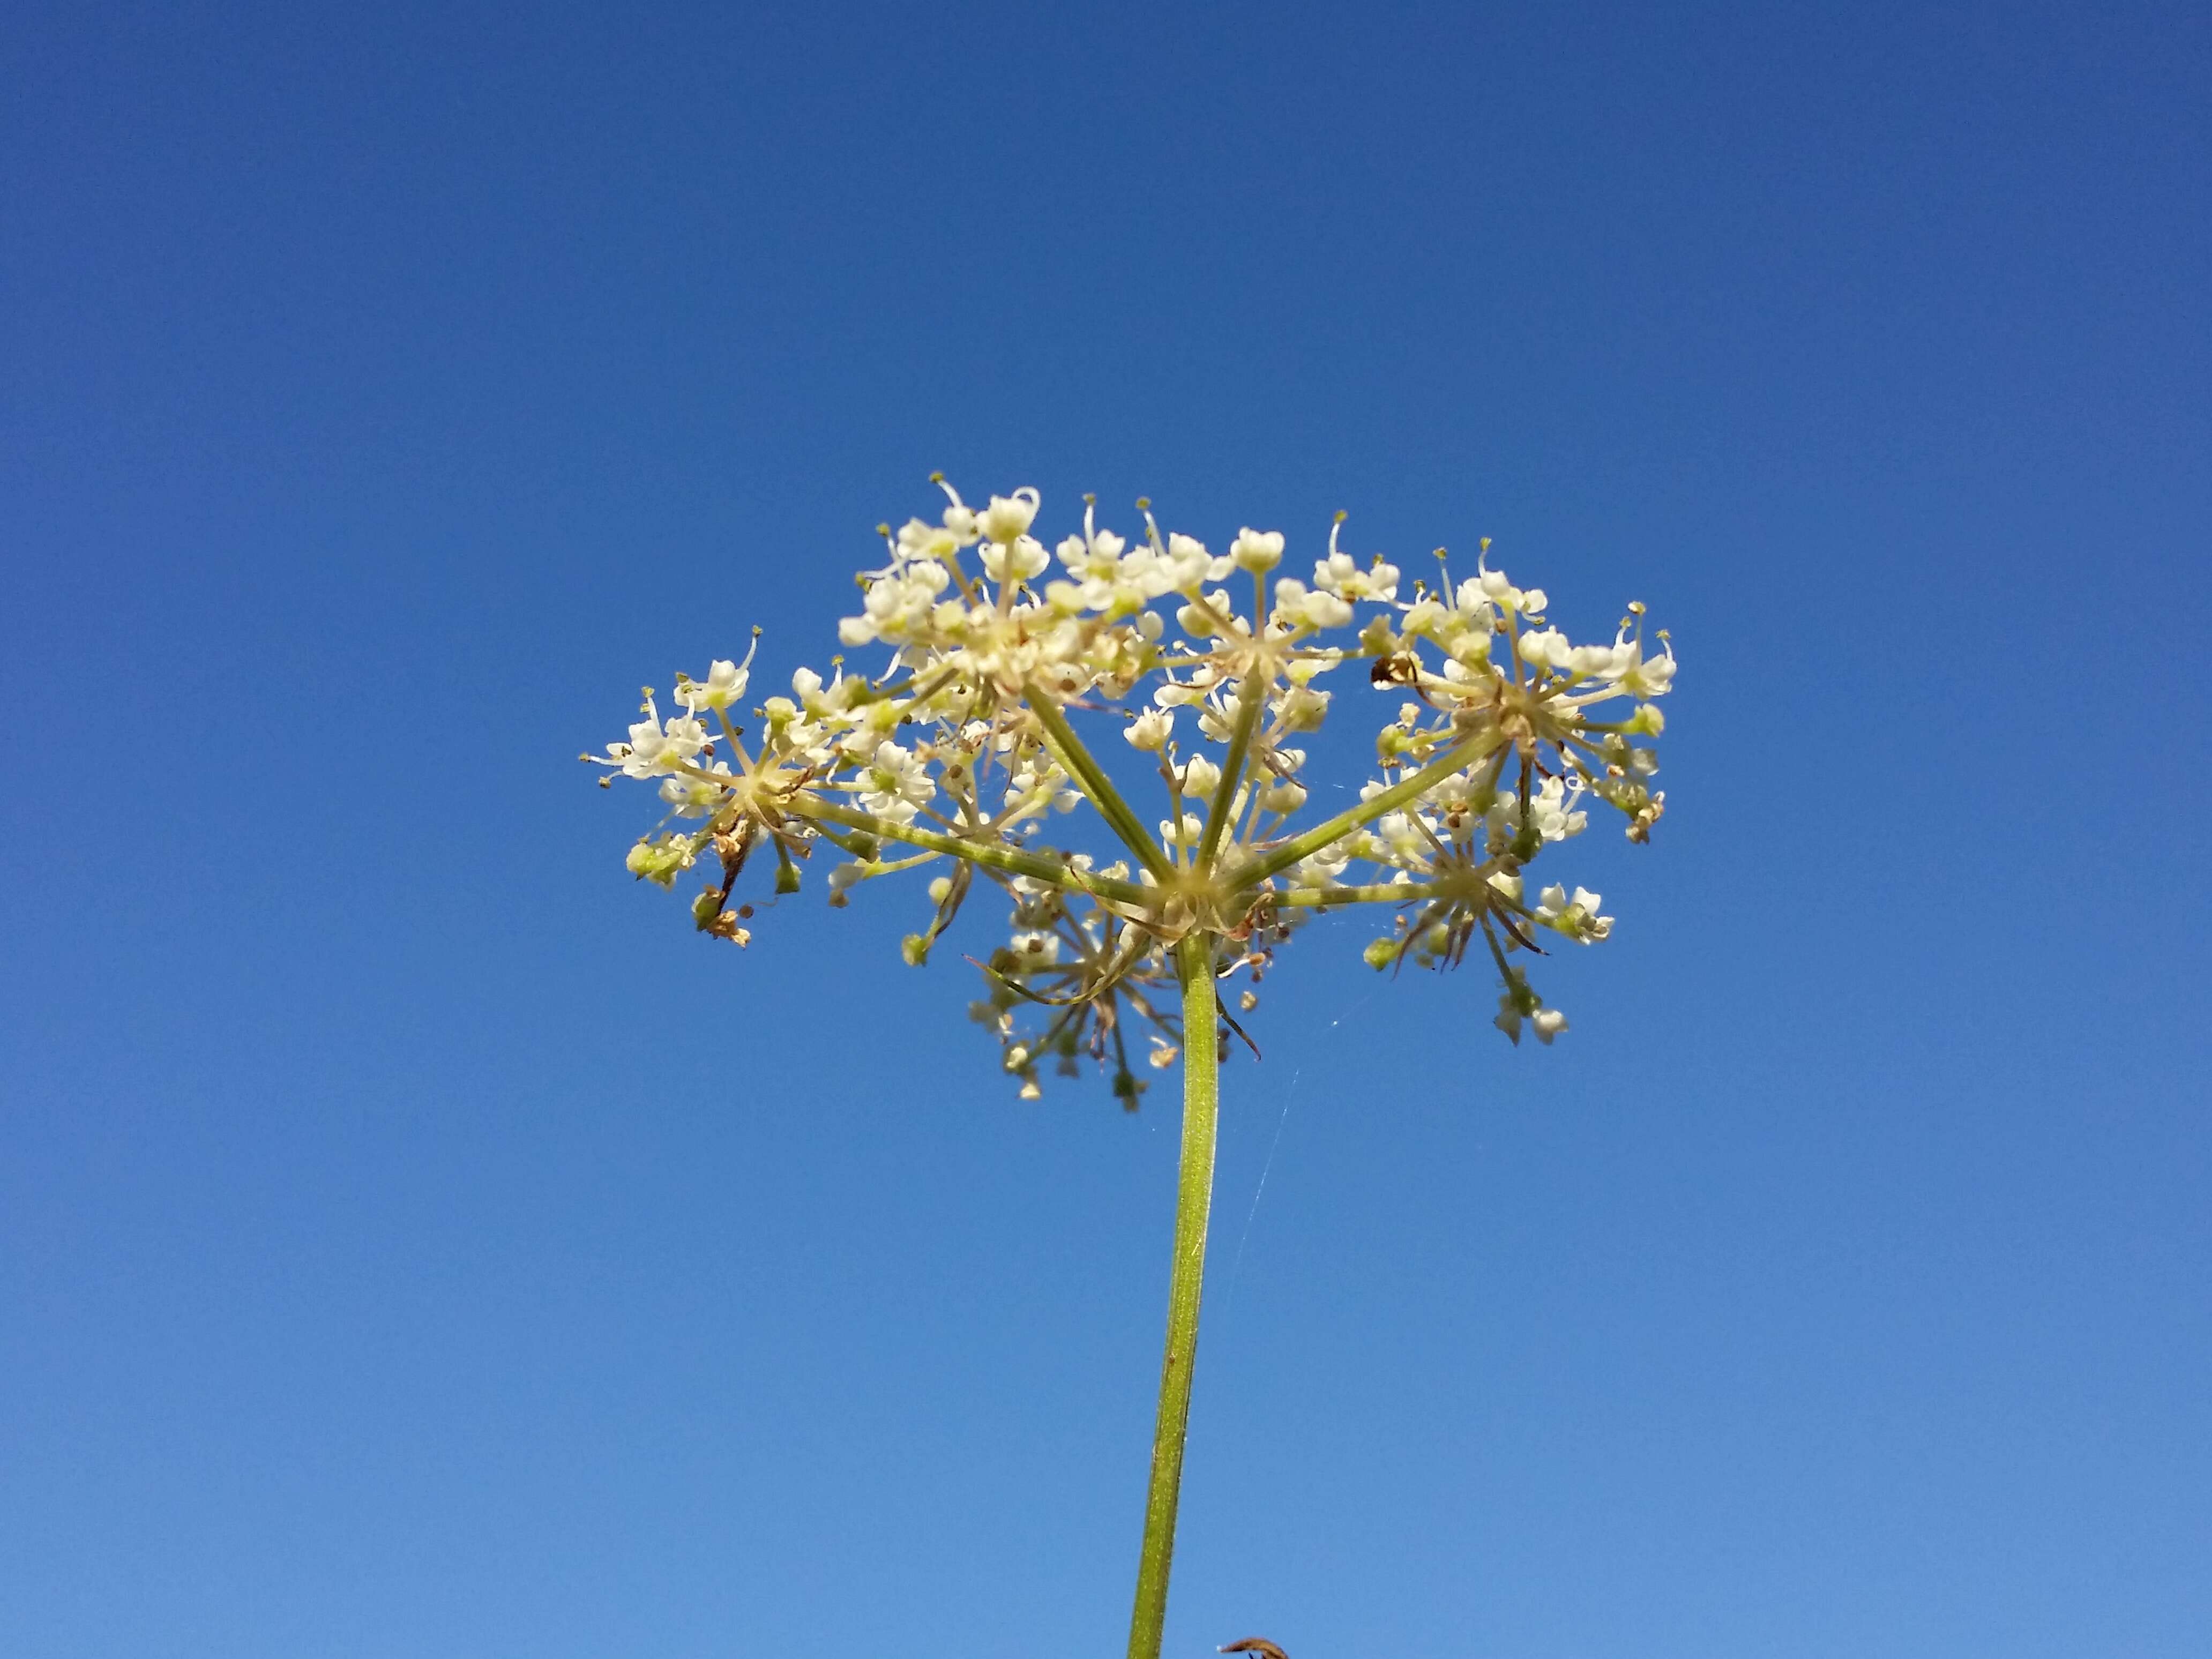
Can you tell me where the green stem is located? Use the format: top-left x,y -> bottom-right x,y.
1233,726 -> 1505,891
1026,688 -> 1179,883
1126,932 -> 1220,1659
790,794 -> 1153,908
1196,674 -> 1267,871
1275,879 -> 1454,908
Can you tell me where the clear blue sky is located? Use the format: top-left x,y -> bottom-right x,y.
4,3 -> 2208,1655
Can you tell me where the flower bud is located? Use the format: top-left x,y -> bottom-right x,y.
626,836 -> 696,888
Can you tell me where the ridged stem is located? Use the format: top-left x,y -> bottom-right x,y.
1126,932 -> 1221,1659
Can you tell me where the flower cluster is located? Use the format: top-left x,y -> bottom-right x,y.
588,480 -> 1675,1096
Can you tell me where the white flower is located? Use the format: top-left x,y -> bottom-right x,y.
977,488 -> 1041,543
1160,811 -> 1206,847
1056,510 -> 1129,580
1313,551 -> 1400,602
1124,708 -> 1174,750
858,741 -> 935,824
1297,838 -> 1357,882
603,696 -> 709,779
1274,685 -> 1329,731
1271,577 -> 1353,632
981,534 -> 1050,584
1604,636 -> 1677,698
1163,534 -> 1213,591
660,761 -> 737,816
674,637 -> 760,713
1535,884 -> 1612,942
1229,528 -> 1284,572
1502,776 -> 1588,842
1533,1008 -> 1568,1044
1516,626 -> 1571,668
843,560 -> 955,647
1470,560 -> 1544,615
895,515 -> 970,562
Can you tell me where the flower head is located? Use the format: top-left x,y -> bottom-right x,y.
588,481 -> 1677,1095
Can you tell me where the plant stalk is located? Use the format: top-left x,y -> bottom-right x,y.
1234,725 -> 1505,890
1026,686 -> 1180,883
789,792 -> 1154,907
1126,931 -> 1221,1659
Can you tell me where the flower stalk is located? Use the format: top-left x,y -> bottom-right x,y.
1027,685 -> 1180,883
1127,932 -> 1221,1659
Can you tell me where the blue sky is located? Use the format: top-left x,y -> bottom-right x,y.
4,3 -> 2208,1655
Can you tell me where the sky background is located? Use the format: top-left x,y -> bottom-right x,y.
4,2 -> 2209,1656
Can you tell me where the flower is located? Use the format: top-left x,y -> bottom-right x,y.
1124,708 -> 1174,750
1229,528 -> 1284,572
977,488 -> 1041,543
1535,883 -> 1613,942
661,761 -> 738,816
601,695 -> 708,779
858,741 -> 935,824
1312,519 -> 1400,603
674,634 -> 760,713
1271,577 -> 1354,633
981,535 -> 1050,584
